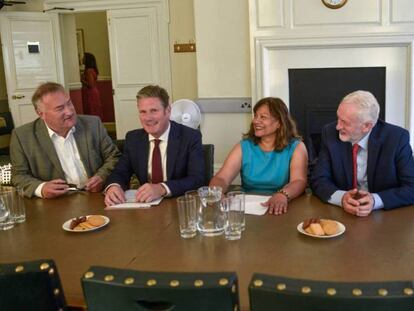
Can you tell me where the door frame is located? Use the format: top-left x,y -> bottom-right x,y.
44,0 -> 172,94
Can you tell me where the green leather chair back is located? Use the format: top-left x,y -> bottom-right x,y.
82,266 -> 239,311
249,274 -> 414,311
0,259 -> 66,311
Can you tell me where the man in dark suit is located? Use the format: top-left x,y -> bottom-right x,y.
10,82 -> 121,198
311,90 -> 414,216
104,85 -> 204,206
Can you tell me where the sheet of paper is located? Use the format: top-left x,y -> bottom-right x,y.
245,195 -> 270,215
104,190 -> 163,210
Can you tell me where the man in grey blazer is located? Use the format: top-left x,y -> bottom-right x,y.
10,82 -> 121,198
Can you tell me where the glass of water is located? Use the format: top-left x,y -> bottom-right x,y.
0,192 -> 14,230
226,191 -> 245,230
222,196 -> 243,240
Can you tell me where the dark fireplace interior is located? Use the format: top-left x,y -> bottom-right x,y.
288,67 -> 386,162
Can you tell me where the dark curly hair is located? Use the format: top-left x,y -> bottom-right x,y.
243,97 -> 301,151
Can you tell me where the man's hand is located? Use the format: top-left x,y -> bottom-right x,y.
342,189 -> 374,217
135,183 -> 166,203
85,175 -> 104,192
353,189 -> 374,217
104,185 -> 126,206
261,193 -> 288,216
41,179 -> 69,198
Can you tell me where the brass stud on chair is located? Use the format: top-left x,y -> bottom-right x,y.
352,288 -> 362,296
301,286 -> 311,294
219,278 -> 229,286
147,279 -> 157,286
234,304 -> 238,311
40,263 -> 50,270
194,279 -> 204,287
253,279 -> 263,287
124,277 -> 135,285
232,284 -> 237,293
53,288 -> 60,296
378,288 -> 388,296
15,265 -> 24,273
48,268 -> 55,275
84,271 -> 94,279
326,288 -> 337,296
104,275 -> 114,282
404,288 -> 414,296
170,280 -> 180,287
276,283 -> 286,291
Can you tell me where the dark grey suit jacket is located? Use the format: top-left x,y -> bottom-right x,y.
10,115 -> 121,197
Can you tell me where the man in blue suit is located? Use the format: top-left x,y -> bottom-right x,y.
311,90 -> 414,216
104,85 -> 204,206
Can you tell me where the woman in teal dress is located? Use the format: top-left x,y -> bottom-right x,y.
210,97 -> 308,215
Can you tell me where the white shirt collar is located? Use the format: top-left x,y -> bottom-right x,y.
148,122 -> 170,142
45,121 -> 75,139
355,130 -> 371,150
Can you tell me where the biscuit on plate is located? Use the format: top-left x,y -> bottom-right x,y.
309,223 -> 325,236
320,219 -> 339,235
87,215 -> 105,227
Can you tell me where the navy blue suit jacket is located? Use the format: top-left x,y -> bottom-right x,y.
106,121 -> 205,197
311,120 -> 414,209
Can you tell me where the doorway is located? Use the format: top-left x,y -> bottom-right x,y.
73,11 -> 116,138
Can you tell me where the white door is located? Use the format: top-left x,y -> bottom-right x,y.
107,7 -> 171,138
0,12 -> 65,127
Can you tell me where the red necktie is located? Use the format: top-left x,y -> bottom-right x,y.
352,143 -> 359,189
151,139 -> 163,184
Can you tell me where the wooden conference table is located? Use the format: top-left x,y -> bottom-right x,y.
1,192 -> 414,310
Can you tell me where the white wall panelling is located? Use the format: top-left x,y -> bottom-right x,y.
391,0 -> 414,23
255,0 -> 284,29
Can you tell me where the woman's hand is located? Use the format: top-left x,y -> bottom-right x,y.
261,193 -> 288,215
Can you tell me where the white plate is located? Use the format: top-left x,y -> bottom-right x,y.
62,215 -> 110,233
297,220 -> 345,238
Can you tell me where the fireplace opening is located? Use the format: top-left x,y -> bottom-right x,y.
288,67 -> 386,162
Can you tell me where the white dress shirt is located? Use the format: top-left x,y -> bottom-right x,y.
34,125 -> 88,197
148,124 -> 171,195
328,131 -> 384,210
104,123 -> 172,196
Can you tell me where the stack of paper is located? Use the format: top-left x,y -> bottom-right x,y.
105,189 -> 163,210
245,195 -> 271,215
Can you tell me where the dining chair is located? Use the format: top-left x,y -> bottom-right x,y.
202,144 -> 214,185
82,266 -> 239,311
0,259 -> 67,311
249,273 -> 414,311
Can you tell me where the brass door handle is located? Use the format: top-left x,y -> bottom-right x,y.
12,94 -> 25,99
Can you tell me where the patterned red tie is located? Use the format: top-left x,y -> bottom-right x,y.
352,143 -> 359,189
151,139 -> 163,184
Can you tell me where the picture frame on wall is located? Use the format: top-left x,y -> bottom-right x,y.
76,29 -> 85,67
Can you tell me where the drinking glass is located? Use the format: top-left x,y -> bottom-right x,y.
227,191 -> 245,230
222,196 -> 243,240
1,186 -> 26,223
197,186 -> 224,236
0,191 -> 14,230
177,196 -> 197,238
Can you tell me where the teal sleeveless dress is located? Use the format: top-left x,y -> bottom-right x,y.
240,138 -> 300,193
